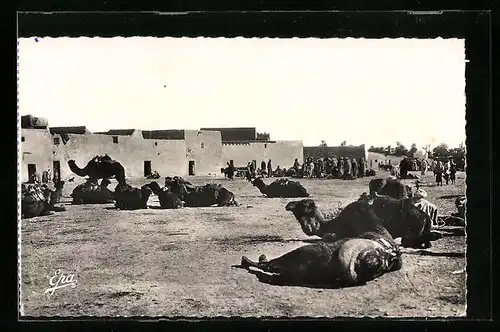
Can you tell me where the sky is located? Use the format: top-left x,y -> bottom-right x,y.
18,37 -> 466,149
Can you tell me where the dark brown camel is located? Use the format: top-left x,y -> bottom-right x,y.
285,197 -> 442,249
113,182 -> 153,210
368,177 -> 410,199
145,181 -> 184,209
71,178 -> 114,204
165,177 -> 238,207
237,231 -> 402,287
251,177 -> 309,198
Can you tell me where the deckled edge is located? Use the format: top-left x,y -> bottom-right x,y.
17,28 -> 23,317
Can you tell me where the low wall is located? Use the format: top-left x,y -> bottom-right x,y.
303,145 -> 368,162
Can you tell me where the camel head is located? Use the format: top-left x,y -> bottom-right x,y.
353,248 -> 394,284
251,177 -> 265,188
285,199 -> 325,237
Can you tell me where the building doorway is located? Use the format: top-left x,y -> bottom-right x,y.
144,161 -> 152,177
27,164 -> 37,181
53,161 -> 61,183
188,161 -> 196,176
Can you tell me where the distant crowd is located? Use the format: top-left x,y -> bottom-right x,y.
222,156 -> 370,180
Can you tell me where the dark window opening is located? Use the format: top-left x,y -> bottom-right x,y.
155,142 -> 158,146
144,161 -> 152,177
54,137 -> 60,145
188,161 -> 195,176
27,164 -> 37,180
53,161 -> 61,182
264,144 -> 267,148
112,136 -> 118,144
21,136 -> 25,142
201,142 -> 205,149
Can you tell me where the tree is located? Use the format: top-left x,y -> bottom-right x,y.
408,143 -> 418,157
319,140 -> 328,147
341,141 -> 347,147
432,143 -> 450,159
394,142 -> 408,157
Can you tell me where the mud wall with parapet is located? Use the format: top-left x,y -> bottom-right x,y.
184,130 -> 223,176
221,141 -> 303,169
303,145 -> 368,162
53,133 -> 187,180
19,129 -> 55,182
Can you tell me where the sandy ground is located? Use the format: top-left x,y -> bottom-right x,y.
19,171 -> 466,318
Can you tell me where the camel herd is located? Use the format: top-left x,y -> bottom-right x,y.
21,155 -> 462,288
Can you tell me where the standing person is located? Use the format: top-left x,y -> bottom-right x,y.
399,157 -> 408,179
351,158 -> 358,178
261,161 -> 266,174
443,159 -> 451,185
420,158 -> 428,176
332,156 -> 339,178
293,158 -> 300,171
358,157 -> 366,178
227,161 -> 235,180
344,157 -> 352,180
450,159 -> 457,184
338,157 -> 345,179
246,162 -> 253,181
308,158 -> 315,178
267,159 -> 273,178
434,161 -> 444,186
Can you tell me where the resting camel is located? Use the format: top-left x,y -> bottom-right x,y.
21,181 -> 66,219
368,177 -> 410,199
114,182 -> 153,210
238,231 -> 402,287
146,181 -> 184,209
165,177 -> 238,207
71,179 -> 114,204
285,197 -> 442,249
251,177 -> 309,198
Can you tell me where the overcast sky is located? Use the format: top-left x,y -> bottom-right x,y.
18,37 -> 466,149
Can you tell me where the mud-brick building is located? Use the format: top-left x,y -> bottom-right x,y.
201,127 -> 303,170
19,116 -> 54,182
303,145 -> 368,162
50,128 -> 223,179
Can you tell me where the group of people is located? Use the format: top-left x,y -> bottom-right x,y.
432,158 -> 457,186
299,156 -> 368,180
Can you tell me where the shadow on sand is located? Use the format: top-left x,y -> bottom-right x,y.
230,265 -> 357,289
401,250 -> 465,258
216,235 -> 322,246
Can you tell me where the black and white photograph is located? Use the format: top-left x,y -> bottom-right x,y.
18,19 -> 471,318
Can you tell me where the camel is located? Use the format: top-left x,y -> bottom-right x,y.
165,177 -> 238,207
368,177 -> 410,199
71,179 -> 114,204
251,177 -> 309,198
238,231 -> 402,287
21,181 -> 66,219
285,197 -> 442,249
68,155 -> 126,184
113,182 -> 153,210
146,181 -> 184,209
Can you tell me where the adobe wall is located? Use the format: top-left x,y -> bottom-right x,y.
222,141 -> 303,169
303,145 -> 368,162
19,129 -> 54,182
184,130 -> 223,176
53,133 -> 187,180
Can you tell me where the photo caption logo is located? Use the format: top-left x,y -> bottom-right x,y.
43,269 -> 78,295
